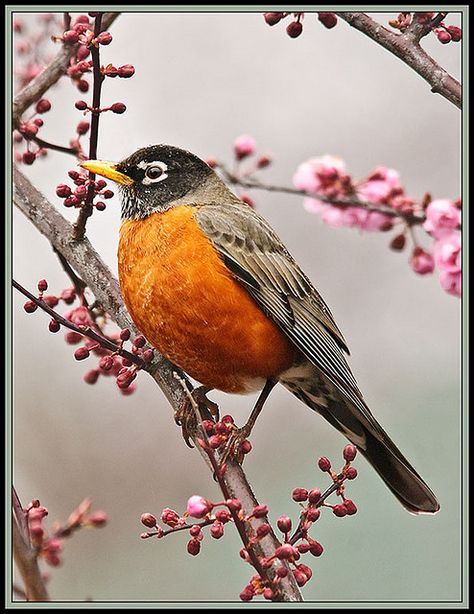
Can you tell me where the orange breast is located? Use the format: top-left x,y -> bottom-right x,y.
118,206 -> 296,393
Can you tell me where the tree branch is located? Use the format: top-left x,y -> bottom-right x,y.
13,166 -> 303,602
337,12 -> 461,109
12,489 -> 49,602
12,12 -> 120,128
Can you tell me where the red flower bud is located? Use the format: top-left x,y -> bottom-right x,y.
96,31 -> 112,45
49,319 -> 61,333
343,444 -> 357,462
56,184 -> 72,198
286,20 -> 303,38
118,64 -> 135,78
264,12 -> 284,26
133,335 -> 146,348
35,98 -> 51,113
332,503 -> 348,517
76,120 -> 90,135
84,369 -> 99,384
210,520 -> 224,539
63,30 -> 80,44
318,12 -> 338,29
256,523 -> 271,538
75,100 -> 88,110
446,25 -> 462,42
77,79 -> 89,93
306,507 -> 321,522
37,279 -> 48,292
292,487 -> 308,502
309,540 -> 324,557
88,510 -> 108,527
74,346 -> 90,361
436,29 -> 451,44
102,189 -> 114,199
111,102 -> 126,114
140,513 -> 157,528
275,543 -> 297,560
390,233 -> 406,251
277,515 -> 292,533
252,504 -> 268,518
308,488 -> 321,504
187,538 -> 201,556
344,499 -> 358,515
95,201 -> 106,211
318,456 -> 331,472
22,151 -> 36,165
23,300 -> 37,313
226,498 -> 242,512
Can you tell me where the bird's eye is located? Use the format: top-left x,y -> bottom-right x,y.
145,166 -> 164,180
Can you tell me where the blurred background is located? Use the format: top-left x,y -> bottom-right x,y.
13,11 -> 462,604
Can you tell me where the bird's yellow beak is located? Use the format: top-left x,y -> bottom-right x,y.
80,160 -> 134,186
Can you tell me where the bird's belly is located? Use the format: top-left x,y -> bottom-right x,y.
118,207 -> 296,393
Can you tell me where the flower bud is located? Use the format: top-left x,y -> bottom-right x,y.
97,31 -> 112,45
187,538 -> 201,556
256,523 -> 271,538
23,300 -> 37,313
210,520 -> 224,539
292,488 -> 308,502
390,233 -> 406,251
286,20 -> 303,38
446,25 -> 462,42
22,151 -> 36,165
35,98 -> 51,113
308,488 -> 321,504
252,504 -> 268,518
343,444 -> 357,462
75,100 -> 88,110
88,510 -> 108,526
318,12 -> 338,29
56,184 -> 72,198
140,512 -> 157,528
74,346 -> 90,360
111,102 -> 126,114
63,30 -> 79,44
84,369 -> 99,384
76,121 -> 90,135
309,541 -> 324,557
277,515 -> 292,533
345,466 -> 358,480
186,495 -> 213,518
234,135 -> 256,160
118,64 -> 135,78
49,319 -> 61,333
436,29 -> 451,44
318,457 -> 331,472
264,12 -> 284,26
332,504 -> 348,517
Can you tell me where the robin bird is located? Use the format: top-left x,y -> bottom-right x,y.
81,144 -> 439,515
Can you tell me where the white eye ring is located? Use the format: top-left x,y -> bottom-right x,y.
138,160 -> 168,184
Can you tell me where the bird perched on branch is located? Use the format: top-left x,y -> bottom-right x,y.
81,144 -> 439,515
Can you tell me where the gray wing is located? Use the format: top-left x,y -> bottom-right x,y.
195,202 -> 370,414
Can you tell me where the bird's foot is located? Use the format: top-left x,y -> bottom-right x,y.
174,386 -> 219,447
218,423 -> 253,466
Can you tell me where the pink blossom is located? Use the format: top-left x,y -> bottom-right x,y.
423,199 -> 461,239
234,135 -> 256,159
186,495 -> 213,519
410,247 -> 435,275
439,270 -> 461,297
293,155 -> 345,194
434,232 -> 461,273
357,167 -> 400,204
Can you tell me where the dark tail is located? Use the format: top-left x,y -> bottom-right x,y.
282,372 -> 440,515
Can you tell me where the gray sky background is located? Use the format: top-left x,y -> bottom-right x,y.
13,11 -> 462,604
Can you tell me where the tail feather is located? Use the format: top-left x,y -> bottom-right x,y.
281,369 -> 440,515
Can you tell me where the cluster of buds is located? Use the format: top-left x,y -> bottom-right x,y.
208,135 -> 272,208
25,497 -> 107,567
388,12 -> 462,44
140,496 -> 237,555
22,278 -> 154,395
141,446 -> 358,601
263,12 -> 337,37
56,168 -> 114,211
197,414 -> 252,461
13,97 -> 52,165
293,156 -> 461,297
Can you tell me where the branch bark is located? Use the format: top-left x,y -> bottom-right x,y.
12,12 -> 120,128
337,12 -> 461,109
13,166 -> 303,602
12,489 -> 49,602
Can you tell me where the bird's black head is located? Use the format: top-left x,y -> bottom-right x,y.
81,144 -> 214,219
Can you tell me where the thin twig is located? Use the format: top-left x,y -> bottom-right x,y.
221,170 -> 426,225
12,278 -> 144,368
337,12 -> 461,109
73,12 -> 105,241
12,490 -> 49,602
